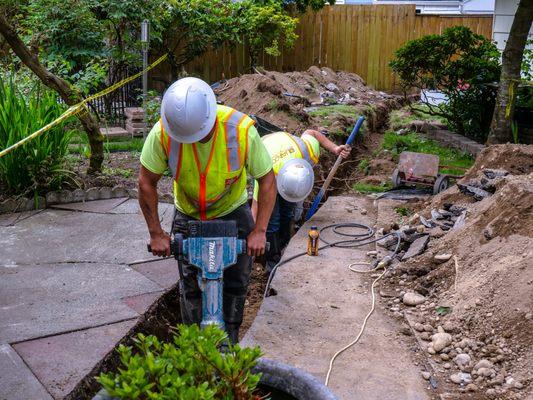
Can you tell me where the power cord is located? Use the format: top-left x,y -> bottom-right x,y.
261,222 -> 401,386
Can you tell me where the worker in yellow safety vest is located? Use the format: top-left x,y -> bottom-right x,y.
138,77 -> 276,343
252,129 -> 351,273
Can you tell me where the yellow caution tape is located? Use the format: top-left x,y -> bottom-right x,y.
0,54 -> 168,158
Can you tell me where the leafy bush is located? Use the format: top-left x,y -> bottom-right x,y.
98,325 -> 263,400
0,77 -> 74,195
390,26 -> 501,141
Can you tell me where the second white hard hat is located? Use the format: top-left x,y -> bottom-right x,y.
161,77 -> 217,143
277,158 -> 315,203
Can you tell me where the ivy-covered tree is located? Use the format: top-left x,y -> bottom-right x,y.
390,26 -> 501,141
487,0 -> 533,144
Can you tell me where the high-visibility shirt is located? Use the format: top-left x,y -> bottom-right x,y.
140,105 -> 272,219
253,131 -> 320,200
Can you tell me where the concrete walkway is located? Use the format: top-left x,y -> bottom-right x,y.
242,196 -> 432,400
0,198 -> 178,400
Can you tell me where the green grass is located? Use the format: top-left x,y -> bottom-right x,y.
381,131 -> 473,175
389,105 -> 447,131
68,132 -> 145,154
395,206 -> 412,217
308,104 -> 359,119
352,182 -> 392,194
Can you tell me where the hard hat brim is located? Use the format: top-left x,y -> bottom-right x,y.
161,111 -> 216,144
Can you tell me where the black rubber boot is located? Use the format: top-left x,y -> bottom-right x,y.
179,283 -> 202,326
265,232 -> 281,275
223,293 -> 247,344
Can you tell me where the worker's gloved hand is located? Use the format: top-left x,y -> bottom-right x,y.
335,144 -> 352,159
246,229 -> 267,257
150,230 -> 171,257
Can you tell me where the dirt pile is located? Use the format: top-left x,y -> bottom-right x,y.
378,144 -> 533,399
214,66 -> 404,134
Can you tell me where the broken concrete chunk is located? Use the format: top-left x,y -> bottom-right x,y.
453,211 -> 467,230
402,292 -> 426,306
419,215 -> 435,228
401,235 -> 429,261
431,209 -> 444,219
483,169 -> 509,179
454,353 -> 471,369
458,184 -> 491,201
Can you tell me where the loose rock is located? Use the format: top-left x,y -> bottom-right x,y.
450,372 -> 472,384
454,353 -> 471,369
434,253 -> 452,263
431,326 -> 452,352
465,383 -> 478,392
403,292 -> 426,306
421,371 -> 431,380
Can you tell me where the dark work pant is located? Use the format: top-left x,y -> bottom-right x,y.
172,204 -> 254,334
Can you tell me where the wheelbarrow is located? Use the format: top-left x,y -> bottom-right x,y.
391,151 -> 450,195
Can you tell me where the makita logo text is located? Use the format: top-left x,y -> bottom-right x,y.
208,241 -> 216,269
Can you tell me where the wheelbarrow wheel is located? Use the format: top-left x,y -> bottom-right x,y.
433,175 -> 449,195
391,168 -> 402,189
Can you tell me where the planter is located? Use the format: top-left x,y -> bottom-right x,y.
93,358 -> 337,400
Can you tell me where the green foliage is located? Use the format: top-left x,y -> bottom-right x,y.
98,325 -> 262,400
243,0 -> 298,67
395,206 -> 412,217
143,90 -> 162,127
390,26 -> 501,140
381,131 -> 473,175
308,105 -> 359,119
521,40 -> 533,82
352,182 -> 392,194
0,77 -> 75,195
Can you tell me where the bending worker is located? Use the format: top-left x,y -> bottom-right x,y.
252,129 -> 351,272
138,77 -> 276,343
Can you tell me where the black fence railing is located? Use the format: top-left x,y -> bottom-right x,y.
86,70 -> 142,128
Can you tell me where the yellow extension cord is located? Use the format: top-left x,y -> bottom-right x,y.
325,260 -> 387,386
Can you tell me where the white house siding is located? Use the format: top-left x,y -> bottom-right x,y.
493,0 -> 533,51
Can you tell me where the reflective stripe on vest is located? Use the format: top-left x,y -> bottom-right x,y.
225,110 -> 245,172
284,132 -> 312,164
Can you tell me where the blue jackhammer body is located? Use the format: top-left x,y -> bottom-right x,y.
171,220 -> 245,330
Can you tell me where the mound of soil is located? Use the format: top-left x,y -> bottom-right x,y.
215,66 -> 404,135
381,144 -> 533,399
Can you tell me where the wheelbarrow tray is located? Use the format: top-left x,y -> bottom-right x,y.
398,151 -> 440,179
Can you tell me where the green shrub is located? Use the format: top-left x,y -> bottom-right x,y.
390,26 -> 501,141
98,325 -> 263,400
0,77 -> 75,195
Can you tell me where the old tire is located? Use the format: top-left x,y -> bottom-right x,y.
433,175 -> 449,195
391,168 -> 402,189
93,358 -> 338,400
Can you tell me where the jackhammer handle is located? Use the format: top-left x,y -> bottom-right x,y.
147,242 -> 269,254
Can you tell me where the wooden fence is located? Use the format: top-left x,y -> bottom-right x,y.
152,5 -> 493,91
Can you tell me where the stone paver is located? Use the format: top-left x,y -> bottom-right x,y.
0,344 -> 52,400
242,196 -> 430,400
50,197 -> 129,213
0,262 -> 161,344
131,259 -> 180,289
0,199 -> 175,399
14,320 -> 137,400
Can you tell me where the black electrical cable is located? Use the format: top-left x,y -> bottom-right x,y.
263,222 -> 401,299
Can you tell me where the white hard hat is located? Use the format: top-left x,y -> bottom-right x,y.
161,77 -> 217,143
277,158 -> 315,203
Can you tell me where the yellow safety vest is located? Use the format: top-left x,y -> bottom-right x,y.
262,131 -> 319,174
160,105 -> 254,220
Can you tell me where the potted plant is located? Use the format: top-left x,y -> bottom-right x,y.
94,325 -> 337,400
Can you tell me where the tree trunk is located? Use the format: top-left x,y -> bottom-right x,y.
0,14 -> 104,173
487,0 -> 533,145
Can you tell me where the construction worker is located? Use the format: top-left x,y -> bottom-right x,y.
138,77 -> 276,343
252,130 -> 351,272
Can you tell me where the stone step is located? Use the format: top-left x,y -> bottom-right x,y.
100,127 -> 129,137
